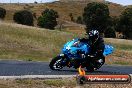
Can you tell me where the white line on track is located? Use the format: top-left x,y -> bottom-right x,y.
0,75 -> 77,79
0,74 -> 131,79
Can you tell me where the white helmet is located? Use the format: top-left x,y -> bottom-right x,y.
88,30 -> 99,43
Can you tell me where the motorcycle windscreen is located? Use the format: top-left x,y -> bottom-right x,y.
103,44 -> 114,56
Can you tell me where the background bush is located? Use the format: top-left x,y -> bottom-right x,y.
83,2 -> 110,33
116,7 -> 132,39
0,7 -> 6,19
13,10 -> 34,26
37,8 -> 58,30
76,16 -> 83,24
104,27 -> 116,38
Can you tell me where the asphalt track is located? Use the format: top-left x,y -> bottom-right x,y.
0,60 -> 132,76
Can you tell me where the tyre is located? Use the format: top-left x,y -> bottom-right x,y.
86,63 -> 95,72
86,65 -> 95,72
95,56 -> 105,69
49,56 -> 64,70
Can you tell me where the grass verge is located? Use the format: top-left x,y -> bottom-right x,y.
0,78 -> 131,88
0,22 -> 77,61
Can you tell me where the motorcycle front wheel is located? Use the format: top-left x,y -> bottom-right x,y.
49,56 -> 64,70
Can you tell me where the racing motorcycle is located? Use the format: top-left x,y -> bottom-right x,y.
49,38 -> 114,72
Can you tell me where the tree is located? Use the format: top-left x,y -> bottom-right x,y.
110,16 -> 119,32
104,27 -> 116,38
37,9 -> 59,29
104,16 -> 118,38
34,1 -> 38,4
76,16 -> 83,24
83,2 -> 110,33
117,7 -> 132,39
0,7 -> 6,19
13,10 -> 34,26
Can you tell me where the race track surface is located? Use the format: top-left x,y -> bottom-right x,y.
0,60 -> 132,76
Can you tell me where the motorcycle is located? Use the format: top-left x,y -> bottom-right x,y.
49,38 -> 114,72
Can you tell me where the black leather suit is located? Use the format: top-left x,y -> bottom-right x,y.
80,37 -> 105,60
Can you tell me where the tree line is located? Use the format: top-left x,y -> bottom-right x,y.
0,2 -> 132,39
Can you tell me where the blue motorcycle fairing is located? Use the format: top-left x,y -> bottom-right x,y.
62,39 -> 90,58
62,38 -> 114,59
103,44 -> 114,56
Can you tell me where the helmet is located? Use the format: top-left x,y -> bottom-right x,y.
88,30 -> 99,43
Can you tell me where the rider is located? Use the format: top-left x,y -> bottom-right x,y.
80,29 -> 105,68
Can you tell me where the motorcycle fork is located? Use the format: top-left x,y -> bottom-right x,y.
59,55 -> 71,67
67,58 -> 75,67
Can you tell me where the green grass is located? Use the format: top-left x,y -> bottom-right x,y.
104,38 -> 132,51
43,79 -> 65,87
104,38 -> 132,65
107,43 -> 132,51
43,79 -> 76,87
0,79 -> 131,88
0,23 -> 77,61
113,61 -> 132,65
15,79 -> 76,87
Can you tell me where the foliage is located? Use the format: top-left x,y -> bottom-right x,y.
37,8 -> 58,29
104,16 -> 118,38
76,16 -> 83,24
104,27 -> 116,38
83,2 -> 110,33
117,7 -> 132,39
13,10 -> 34,26
0,7 -> 6,19
34,1 -> 38,4
110,16 -> 119,32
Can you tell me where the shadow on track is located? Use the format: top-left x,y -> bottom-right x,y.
52,69 -> 118,74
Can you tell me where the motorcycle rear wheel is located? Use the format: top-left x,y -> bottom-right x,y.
95,56 -> 105,69
86,66 -> 95,72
